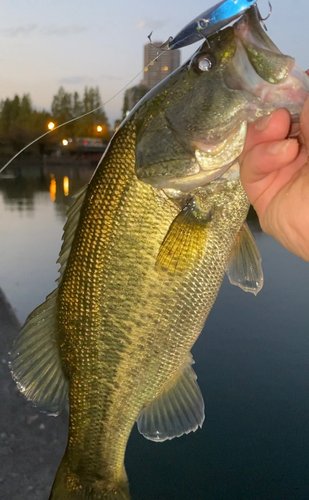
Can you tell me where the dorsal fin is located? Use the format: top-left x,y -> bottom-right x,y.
10,184 -> 88,413
57,184 -> 88,280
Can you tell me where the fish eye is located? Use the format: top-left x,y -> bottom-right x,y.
198,57 -> 212,71
191,53 -> 216,74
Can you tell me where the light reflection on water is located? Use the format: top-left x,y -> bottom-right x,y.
0,163 -> 95,323
1,164 -> 309,499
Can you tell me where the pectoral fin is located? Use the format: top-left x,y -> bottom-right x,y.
137,355 -> 204,442
226,222 -> 263,295
156,203 -> 211,273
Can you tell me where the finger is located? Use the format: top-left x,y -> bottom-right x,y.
240,137 -> 299,188
241,108 -> 291,158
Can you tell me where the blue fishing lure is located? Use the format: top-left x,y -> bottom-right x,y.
167,0 -> 257,49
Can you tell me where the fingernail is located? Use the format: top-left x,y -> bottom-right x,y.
267,139 -> 291,155
255,114 -> 273,131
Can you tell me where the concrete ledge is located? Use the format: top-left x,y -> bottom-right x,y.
0,288 -> 67,500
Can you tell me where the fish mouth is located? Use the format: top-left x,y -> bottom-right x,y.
227,40 -> 309,118
174,7 -> 309,193
229,7 -> 309,121
165,16 -> 309,193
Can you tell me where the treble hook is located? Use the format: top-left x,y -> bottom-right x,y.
196,18 -> 211,48
147,31 -> 172,50
257,1 -> 273,31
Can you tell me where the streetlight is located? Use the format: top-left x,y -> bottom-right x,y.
47,121 -> 55,130
62,139 -> 69,146
96,125 -> 103,132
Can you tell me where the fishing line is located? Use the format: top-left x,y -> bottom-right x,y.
0,50 -> 165,174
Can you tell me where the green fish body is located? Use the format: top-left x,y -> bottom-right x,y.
52,121 -> 249,499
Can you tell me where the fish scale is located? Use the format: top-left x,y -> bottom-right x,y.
51,119 -> 250,498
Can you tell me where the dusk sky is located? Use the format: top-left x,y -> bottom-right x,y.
1,0 -> 309,127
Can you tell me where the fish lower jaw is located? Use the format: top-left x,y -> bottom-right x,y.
152,162 -> 234,192
160,123 -> 247,192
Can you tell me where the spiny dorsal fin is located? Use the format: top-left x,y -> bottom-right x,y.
156,203 -> 211,273
10,184 -> 89,413
226,222 -> 263,295
137,355 -> 204,442
57,184 -> 88,280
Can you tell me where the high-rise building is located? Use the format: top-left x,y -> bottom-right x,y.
142,42 -> 180,90
122,85 -> 149,118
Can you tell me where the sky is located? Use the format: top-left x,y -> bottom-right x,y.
0,0 -> 309,127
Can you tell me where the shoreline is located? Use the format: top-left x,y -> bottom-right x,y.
0,288 -> 67,500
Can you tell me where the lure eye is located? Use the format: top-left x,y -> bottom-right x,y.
197,18 -> 210,30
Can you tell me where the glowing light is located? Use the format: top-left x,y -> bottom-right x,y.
96,125 -> 103,132
62,139 -> 69,146
163,66 -> 169,71
50,175 -> 56,202
47,121 -> 55,130
63,176 -> 69,196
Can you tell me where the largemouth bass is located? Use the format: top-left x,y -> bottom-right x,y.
10,6 -> 309,500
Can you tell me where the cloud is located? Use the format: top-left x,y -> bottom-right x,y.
0,24 -> 37,37
42,25 -> 87,36
0,24 -> 87,37
135,18 -> 168,31
59,75 -> 122,86
100,74 -> 122,81
59,76 -> 94,85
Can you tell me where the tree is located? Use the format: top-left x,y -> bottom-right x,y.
0,94 -> 55,155
51,87 -> 73,122
0,85 -> 111,156
73,92 -> 82,117
50,86 -> 109,140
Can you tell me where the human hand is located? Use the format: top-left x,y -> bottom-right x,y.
239,97 -> 309,261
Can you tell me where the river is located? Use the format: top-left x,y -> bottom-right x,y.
1,163 -> 309,499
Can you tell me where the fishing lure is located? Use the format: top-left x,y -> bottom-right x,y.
156,0 -> 261,50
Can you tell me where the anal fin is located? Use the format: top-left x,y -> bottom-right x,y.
137,355 -> 204,442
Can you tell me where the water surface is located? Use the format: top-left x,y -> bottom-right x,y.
1,164 -> 309,499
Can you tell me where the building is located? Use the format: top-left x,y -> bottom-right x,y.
142,42 -> 180,90
122,85 -> 149,118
